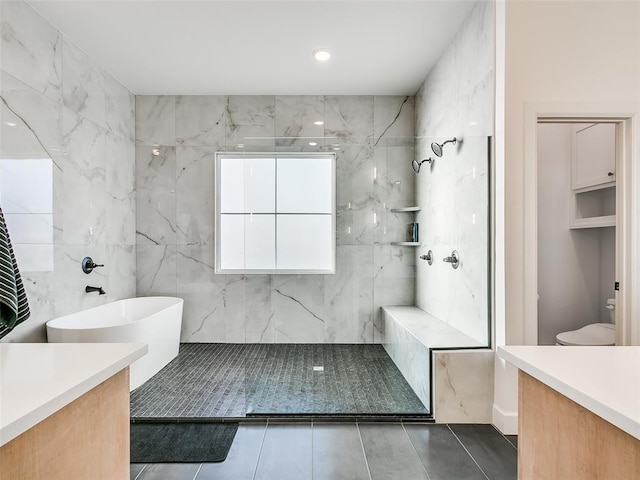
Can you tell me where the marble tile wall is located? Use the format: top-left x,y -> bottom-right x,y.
135,94 -> 416,343
381,307 -> 432,408
432,350 -> 494,423
414,1 -> 494,345
0,1 -> 136,342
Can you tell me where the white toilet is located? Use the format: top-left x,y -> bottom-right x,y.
555,298 -> 616,346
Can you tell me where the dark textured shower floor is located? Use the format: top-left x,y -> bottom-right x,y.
130,343 -> 429,419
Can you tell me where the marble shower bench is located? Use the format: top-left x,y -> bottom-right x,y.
381,306 -> 494,423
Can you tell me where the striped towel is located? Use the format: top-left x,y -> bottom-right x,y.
0,206 -> 30,338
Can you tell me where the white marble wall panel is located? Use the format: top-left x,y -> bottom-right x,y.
433,350 -> 494,423
373,144 -> 416,245
457,71 -> 494,138
135,94 -> 414,343
136,244 -> 177,296
18,268 -> 61,342
272,275 -> 325,343
415,52 -> 457,138
0,0 -> 136,343
136,95 -> 176,146
177,245 -> 240,342
62,109 -> 107,245
244,275 -> 274,343
0,1 -> 62,103
106,244 -> 136,301
454,0 -> 494,108
373,245 -> 415,343
336,144 -> 375,245
373,96 -> 414,144
62,39 -> 105,128
135,145 -> 177,245
415,137 -> 489,345
106,131 -> 135,245
176,95 -> 225,147
0,72 -> 63,162
104,74 -> 135,141
324,246 -> 374,343
414,1 -> 493,346
275,95 -> 324,147
325,96 -> 373,140
225,96 -> 275,149
60,243 -> 109,314
176,146 -> 215,245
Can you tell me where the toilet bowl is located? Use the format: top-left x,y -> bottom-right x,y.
555,299 -> 616,346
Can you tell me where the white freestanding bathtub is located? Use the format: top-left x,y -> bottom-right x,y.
46,297 -> 183,391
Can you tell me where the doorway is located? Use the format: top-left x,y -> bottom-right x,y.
536,121 -> 617,345
521,103 -> 640,347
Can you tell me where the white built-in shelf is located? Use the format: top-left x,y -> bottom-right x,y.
570,215 -> 616,230
390,206 -> 421,213
390,242 -> 421,247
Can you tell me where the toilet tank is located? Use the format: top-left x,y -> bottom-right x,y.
606,298 -> 616,323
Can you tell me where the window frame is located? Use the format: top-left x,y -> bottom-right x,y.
214,152 -> 336,274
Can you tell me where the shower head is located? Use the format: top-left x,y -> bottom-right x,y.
412,158 -> 433,173
431,137 -> 457,157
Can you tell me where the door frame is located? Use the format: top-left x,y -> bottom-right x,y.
523,102 -> 640,346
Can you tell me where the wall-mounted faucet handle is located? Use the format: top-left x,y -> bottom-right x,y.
85,285 -> 106,295
82,256 -> 104,274
419,250 -> 434,265
442,250 -> 460,269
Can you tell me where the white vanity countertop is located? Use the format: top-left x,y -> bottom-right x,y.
0,343 -> 147,446
498,345 -> 640,440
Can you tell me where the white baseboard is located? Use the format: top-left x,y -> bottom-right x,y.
492,404 -> 518,435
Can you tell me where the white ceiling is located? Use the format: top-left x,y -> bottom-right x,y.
28,1 -> 476,96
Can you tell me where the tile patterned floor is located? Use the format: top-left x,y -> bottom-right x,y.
130,422 -> 518,480
131,344 -> 428,419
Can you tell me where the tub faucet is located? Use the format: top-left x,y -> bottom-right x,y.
85,285 -> 106,295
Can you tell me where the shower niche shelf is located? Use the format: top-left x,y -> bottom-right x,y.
390,242 -> 422,247
390,206 -> 421,213
390,206 -> 422,246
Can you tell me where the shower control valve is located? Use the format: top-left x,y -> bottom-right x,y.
443,250 -> 460,269
419,250 -> 434,265
82,256 -> 104,274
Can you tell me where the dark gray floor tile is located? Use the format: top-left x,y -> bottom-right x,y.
254,423 -> 312,480
196,423 -> 267,480
359,423 -> 429,480
449,424 -> 517,480
136,463 -> 201,480
132,344 -> 427,418
505,435 -> 518,449
130,464 -> 146,480
404,423 -> 486,480
312,423 -> 369,480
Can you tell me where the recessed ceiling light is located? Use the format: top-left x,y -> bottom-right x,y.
309,142 -> 318,146
313,49 -> 331,62
313,120 -> 324,126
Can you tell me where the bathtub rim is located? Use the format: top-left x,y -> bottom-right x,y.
45,296 -> 183,330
